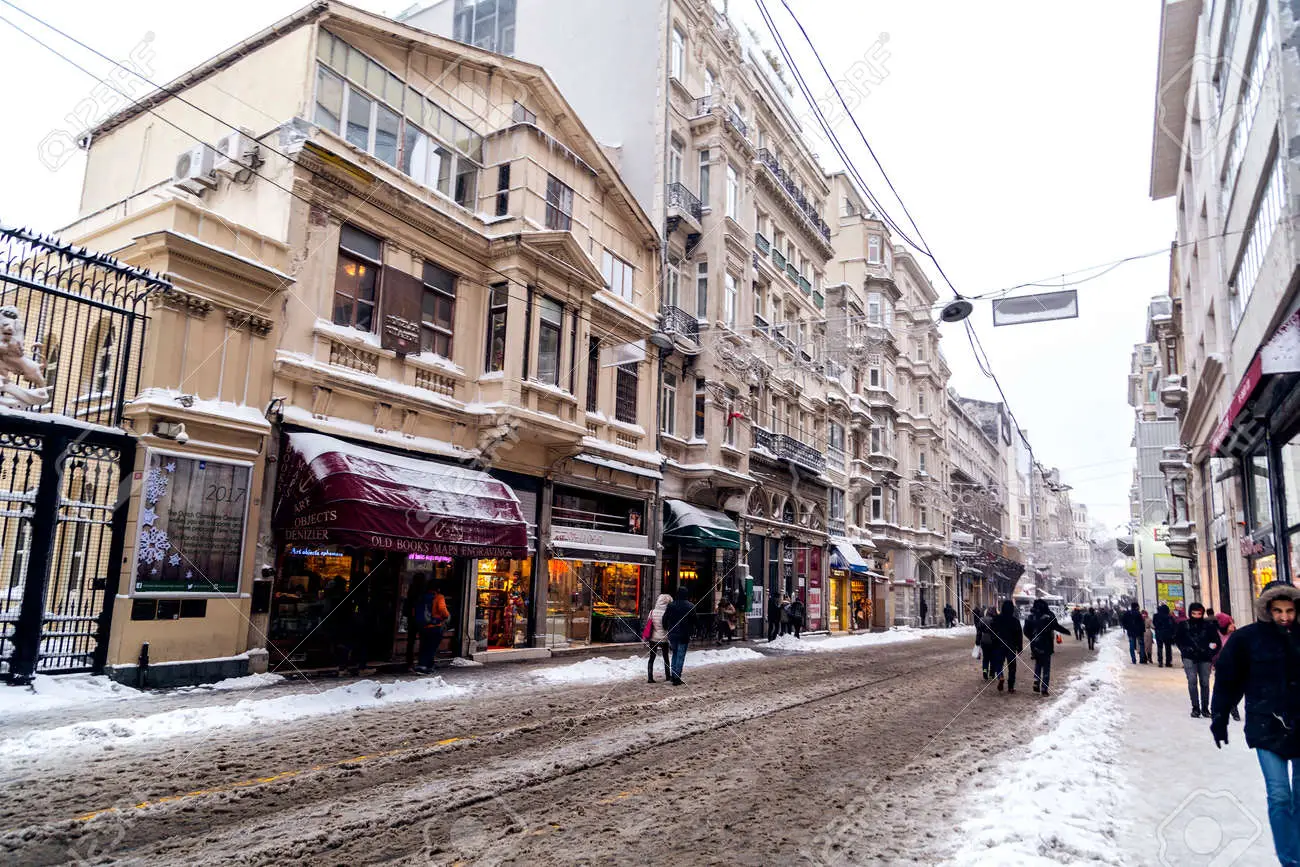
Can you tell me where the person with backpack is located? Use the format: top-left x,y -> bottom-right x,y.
1121,601 -> 1148,664
1210,581 -> 1300,866
641,593 -> 673,683
990,600 -> 1023,693
1024,599 -> 1071,696
414,583 -> 450,673
1175,601 -> 1221,718
661,586 -> 694,685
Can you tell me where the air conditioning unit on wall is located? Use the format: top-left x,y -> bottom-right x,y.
214,130 -> 259,176
173,144 -> 216,193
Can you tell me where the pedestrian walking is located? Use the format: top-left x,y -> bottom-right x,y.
943,603 -> 957,628
990,600 -> 1023,693
789,594 -> 805,639
661,586 -> 694,685
919,596 -> 928,627
1142,610 -> 1155,665
1210,581 -> 1300,866
767,591 -> 781,642
1083,607 -> 1102,650
973,607 -> 991,680
414,583 -> 450,673
1121,601 -> 1149,664
641,592 -> 673,683
403,572 -> 427,670
1212,610 -> 1241,722
1071,607 -> 1084,641
1175,601 -> 1221,718
715,597 -> 738,643
1024,599 -> 1071,696
1153,603 -> 1176,667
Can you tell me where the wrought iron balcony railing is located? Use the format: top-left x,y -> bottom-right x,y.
755,232 -> 771,254
772,248 -> 787,270
0,225 -> 167,427
752,425 -> 779,454
666,182 -> 703,221
693,95 -> 714,116
659,304 -> 699,346
813,290 -> 825,310
725,106 -> 748,140
780,433 -> 827,474
756,148 -> 832,244
798,275 -> 812,295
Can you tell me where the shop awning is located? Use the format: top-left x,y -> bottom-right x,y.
829,539 -> 870,575
663,500 -> 740,550
274,432 -> 528,559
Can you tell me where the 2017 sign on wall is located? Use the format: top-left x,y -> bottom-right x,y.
132,451 -> 252,595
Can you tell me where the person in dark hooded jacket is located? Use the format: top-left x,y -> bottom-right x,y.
1210,581 -> 1300,867
661,586 -> 694,685
1152,603 -> 1176,667
1121,601 -> 1148,664
1083,607 -> 1102,650
1023,599 -> 1071,695
989,600 -> 1023,693
1175,601 -> 1221,717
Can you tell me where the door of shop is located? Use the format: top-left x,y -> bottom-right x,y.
1215,545 -> 1232,618
0,428 -> 132,681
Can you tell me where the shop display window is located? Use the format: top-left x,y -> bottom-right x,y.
271,548 -> 354,648
475,558 -> 531,649
1248,452 -> 1273,532
1252,554 -> 1278,598
545,559 -> 644,646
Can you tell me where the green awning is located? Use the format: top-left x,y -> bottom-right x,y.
663,500 -> 741,550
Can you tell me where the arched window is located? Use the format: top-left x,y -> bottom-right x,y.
781,499 -> 796,524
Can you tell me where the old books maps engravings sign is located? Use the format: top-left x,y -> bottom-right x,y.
133,451 -> 252,594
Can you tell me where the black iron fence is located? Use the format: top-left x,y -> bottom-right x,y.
756,148 -> 832,244
660,304 -> 699,345
0,226 -> 165,681
0,225 -> 166,427
666,182 -> 703,221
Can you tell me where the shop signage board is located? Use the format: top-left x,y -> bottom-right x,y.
380,268 -> 423,354
991,290 -> 1078,326
133,450 -> 252,594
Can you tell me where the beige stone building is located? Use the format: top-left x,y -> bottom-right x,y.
37,1 -> 666,681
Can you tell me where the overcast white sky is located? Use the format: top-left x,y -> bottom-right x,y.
0,0 -> 1172,531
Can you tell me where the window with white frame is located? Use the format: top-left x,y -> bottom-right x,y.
694,377 -> 707,438
724,272 -> 738,327
870,426 -> 882,454
313,65 -> 400,168
696,261 -> 709,319
452,0 -> 517,55
1230,150 -> 1284,328
664,258 -> 681,309
704,66 -> 716,96
866,292 -> 882,325
536,297 -> 563,386
334,224 -> 382,331
830,488 -> 845,522
669,136 -> 683,185
871,486 -> 884,521
545,175 -> 574,230
918,505 -> 929,530
754,281 -> 767,325
661,372 -> 678,435
601,249 -> 634,302
726,163 -> 740,219
723,386 -> 738,446
698,149 -> 711,206
671,25 -> 686,80
1223,9 -> 1276,215
869,367 -> 881,388
867,235 -> 882,264
918,450 -> 927,474
420,261 -> 456,358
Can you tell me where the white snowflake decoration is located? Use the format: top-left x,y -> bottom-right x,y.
144,469 -> 169,505
168,553 -> 181,567
165,461 -> 177,474
140,506 -> 158,527
137,526 -> 170,564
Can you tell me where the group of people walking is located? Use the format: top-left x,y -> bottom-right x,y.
973,600 -> 1070,695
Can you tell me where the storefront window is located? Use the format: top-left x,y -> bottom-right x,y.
1253,554 -> 1278,598
1282,435 -> 1300,582
546,559 -> 644,646
850,579 -> 869,629
828,569 -> 845,630
1248,452 -> 1273,532
475,557 -> 531,650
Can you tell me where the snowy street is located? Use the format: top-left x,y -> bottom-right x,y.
0,625 -> 1097,866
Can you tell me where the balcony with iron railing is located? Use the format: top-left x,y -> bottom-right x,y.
785,262 -> 799,282
725,105 -> 748,140
1159,374 -> 1187,412
755,232 -> 771,255
552,506 -> 628,533
756,148 -> 832,247
797,275 -> 812,296
749,425 -> 828,475
813,290 -> 825,310
659,304 -> 700,351
772,248 -> 787,271
666,182 -> 703,232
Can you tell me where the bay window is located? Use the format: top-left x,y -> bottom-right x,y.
661,373 -> 678,436
536,297 -> 563,386
724,272 -> 738,328
333,224 -> 382,331
868,235 -> 882,264
694,377 -> 707,438
602,250 -> 635,302
545,175 -> 574,230
485,283 -> 509,372
871,486 -> 883,521
453,0 -> 517,55
726,163 -> 740,219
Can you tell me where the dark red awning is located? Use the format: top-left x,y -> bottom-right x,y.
274,432 -> 528,559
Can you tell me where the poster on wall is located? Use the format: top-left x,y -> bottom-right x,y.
1156,574 -> 1185,609
133,451 -> 252,594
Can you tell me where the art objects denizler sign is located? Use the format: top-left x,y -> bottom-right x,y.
134,451 -> 251,594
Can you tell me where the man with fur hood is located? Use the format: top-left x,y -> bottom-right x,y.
1210,581 -> 1300,866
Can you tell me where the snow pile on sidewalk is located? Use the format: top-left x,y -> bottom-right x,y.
949,641 -> 1130,865
0,675 -> 468,759
765,630 -> 925,653
0,674 -> 143,717
532,646 -> 762,685
201,673 -> 285,692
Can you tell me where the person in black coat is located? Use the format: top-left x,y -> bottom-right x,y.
766,591 -> 781,642
1071,607 -> 1084,641
990,600 -> 1023,693
1083,607 -> 1102,650
1121,601 -> 1148,664
1175,601 -> 1221,717
1152,603 -> 1176,667
1024,599 -> 1071,695
943,603 -> 957,628
973,608 -> 991,680
1210,581 -> 1300,866
661,586 -> 694,685
789,595 -> 805,639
